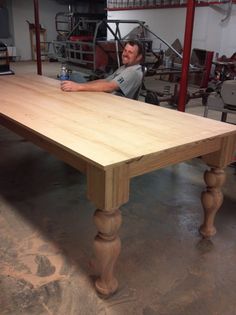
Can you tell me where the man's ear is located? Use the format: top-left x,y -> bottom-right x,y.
137,54 -> 143,63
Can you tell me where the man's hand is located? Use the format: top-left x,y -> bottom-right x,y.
61,81 -> 80,92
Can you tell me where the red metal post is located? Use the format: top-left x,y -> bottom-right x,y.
178,0 -> 196,112
200,51 -> 214,88
34,0 -> 42,75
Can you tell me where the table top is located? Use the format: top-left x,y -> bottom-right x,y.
1,74 -> 236,169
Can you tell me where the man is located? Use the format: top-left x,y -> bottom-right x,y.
61,40 -> 144,99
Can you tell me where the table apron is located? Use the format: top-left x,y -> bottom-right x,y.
128,137 -> 223,178
0,115 -> 87,174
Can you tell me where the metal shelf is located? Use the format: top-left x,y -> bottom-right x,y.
107,0 -> 235,10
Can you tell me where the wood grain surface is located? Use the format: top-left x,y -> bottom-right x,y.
1,74 -> 236,298
1,75 -> 236,170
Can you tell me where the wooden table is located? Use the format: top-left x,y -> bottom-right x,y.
1,75 -> 236,297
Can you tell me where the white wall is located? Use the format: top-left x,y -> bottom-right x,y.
219,7 -> 236,57
11,0 -> 68,60
107,5 -> 236,57
108,8 -> 185,51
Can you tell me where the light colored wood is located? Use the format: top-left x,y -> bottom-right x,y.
86,164 -> 128,296
1,75 -> 236,171
129,137 -> 222,178
93,208 -> 122,296
87,164 -> 129,211
1,74 -> 236,297
0,115 -> 87,174
202,135 -> 236,168
200,167 -> 226,238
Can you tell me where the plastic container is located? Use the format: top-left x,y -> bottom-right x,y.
59,65 -> 69,80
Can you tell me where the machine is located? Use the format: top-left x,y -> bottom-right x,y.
0,41 -> 14,75
204,80 -> 236,122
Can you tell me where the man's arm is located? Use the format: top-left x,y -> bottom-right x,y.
61,79 -> 119,93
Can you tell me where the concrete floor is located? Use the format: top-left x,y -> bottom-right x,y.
0,61 -> 236,315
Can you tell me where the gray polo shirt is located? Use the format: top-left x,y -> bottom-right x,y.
106,64 -> 143,99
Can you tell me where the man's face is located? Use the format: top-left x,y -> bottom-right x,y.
121,43 -> 142,66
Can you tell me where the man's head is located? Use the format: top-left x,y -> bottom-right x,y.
121,40 -> 143,67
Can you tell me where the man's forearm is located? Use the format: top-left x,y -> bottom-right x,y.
61,79 -> 118,93
78,79 -> 117,92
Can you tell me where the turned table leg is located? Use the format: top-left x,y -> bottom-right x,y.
200,167 -> 226,238
87,164 -> 129,296
93,208 -> 122,297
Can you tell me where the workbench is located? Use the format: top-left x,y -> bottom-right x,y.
1,75 -> 236,297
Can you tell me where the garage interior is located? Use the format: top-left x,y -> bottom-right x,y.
0,0 -> 236,314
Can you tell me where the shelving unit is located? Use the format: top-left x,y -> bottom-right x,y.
29,27 -> 50,61
0,42 -> 14,75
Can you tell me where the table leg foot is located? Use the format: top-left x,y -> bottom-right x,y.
200,167 -> 225,238
93,208 -> 122,297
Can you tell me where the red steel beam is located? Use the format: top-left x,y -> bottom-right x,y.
34,0 -> 42,75
178,0 -> 196,111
